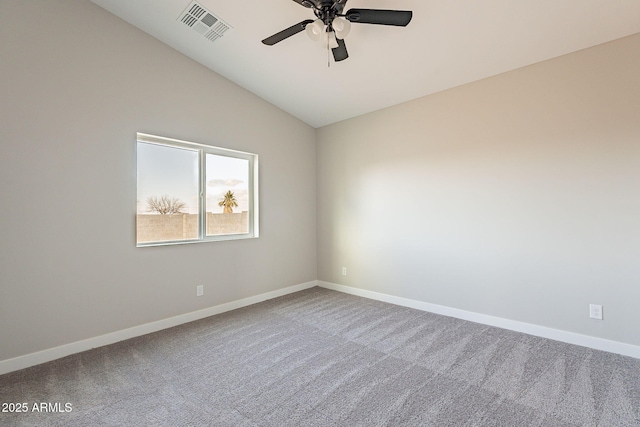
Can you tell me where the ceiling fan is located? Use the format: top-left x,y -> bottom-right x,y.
262,0 -> 413,62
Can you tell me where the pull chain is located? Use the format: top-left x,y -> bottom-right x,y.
327,33 -> 331,68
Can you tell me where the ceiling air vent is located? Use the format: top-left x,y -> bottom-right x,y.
178,1 -> 232,43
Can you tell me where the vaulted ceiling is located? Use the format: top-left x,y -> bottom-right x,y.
91,0 -> 640,128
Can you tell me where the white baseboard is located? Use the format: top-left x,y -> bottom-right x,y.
0,280 -> 317,376
318,281 -> 640,360
5,279 -> 637,376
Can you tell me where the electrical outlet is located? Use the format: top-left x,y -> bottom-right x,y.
342,267 -> 347,276
197,285 -> 204,297
589,304 -> 603,320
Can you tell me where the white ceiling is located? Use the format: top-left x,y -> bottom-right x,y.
91,0 -> 640,128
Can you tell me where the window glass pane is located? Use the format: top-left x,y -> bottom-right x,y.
135,133 -> 258,246
206,154 -> 249,236
136,142 -> 199,244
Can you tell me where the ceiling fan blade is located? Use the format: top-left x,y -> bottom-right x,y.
292,0 -> 315,8
332,38 -> 349,62
262,20 -> 314,45
345,9 -> 413,26
331,0 -> 348,12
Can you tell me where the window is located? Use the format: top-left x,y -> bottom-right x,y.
136,133 -> 258,246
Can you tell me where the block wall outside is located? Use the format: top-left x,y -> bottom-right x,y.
136,212 -> 248,243
206,212 -> 248,236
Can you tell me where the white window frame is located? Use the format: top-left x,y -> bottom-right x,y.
136,133 -> 259,247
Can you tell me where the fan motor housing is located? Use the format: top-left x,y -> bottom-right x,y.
308,1 -> 344,22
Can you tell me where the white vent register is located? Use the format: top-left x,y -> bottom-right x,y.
178,1 -> 231,42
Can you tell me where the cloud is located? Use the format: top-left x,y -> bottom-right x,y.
207,179 -> 245,187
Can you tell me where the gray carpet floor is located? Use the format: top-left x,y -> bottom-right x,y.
1,287 -> 639,426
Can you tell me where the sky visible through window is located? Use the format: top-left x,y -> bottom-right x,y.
137,142 -> 248,215
206,153 -> 249,215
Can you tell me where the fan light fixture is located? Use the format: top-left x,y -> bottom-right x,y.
305,19 -> 324,41
325,31 -> 339,49
332,17 -> 351,39
306,17 -> 351,44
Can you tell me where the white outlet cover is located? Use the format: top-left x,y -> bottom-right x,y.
589,304 -> 603,320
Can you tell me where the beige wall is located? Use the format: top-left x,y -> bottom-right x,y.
0,0 -> 316,361
317,34 -> 640,346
